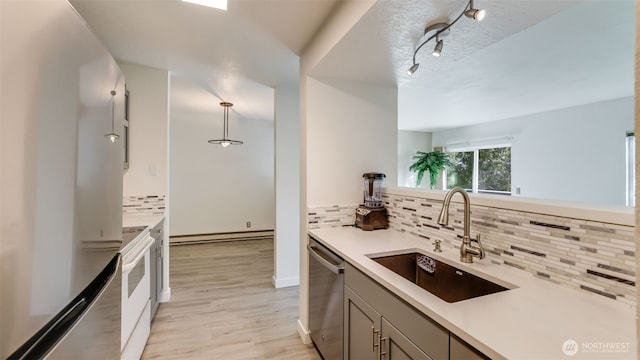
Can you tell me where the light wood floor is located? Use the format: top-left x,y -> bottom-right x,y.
141,239 -> 321,360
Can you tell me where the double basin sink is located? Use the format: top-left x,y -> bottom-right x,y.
369,251 -> 514,303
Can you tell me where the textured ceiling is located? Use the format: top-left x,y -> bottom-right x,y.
71,0 -> 339,120
71,0 -> 635,131
312,0 -> 635,131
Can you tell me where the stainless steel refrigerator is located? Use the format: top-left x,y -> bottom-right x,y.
1,0 -> 125,358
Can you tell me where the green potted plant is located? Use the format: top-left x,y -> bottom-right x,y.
409,150 -> 452,189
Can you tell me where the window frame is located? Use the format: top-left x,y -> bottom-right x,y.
444,142 -> 512,195
625,131 -> 635,207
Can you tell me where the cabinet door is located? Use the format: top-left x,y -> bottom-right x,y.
345,263 -> 448,360
153,222 -> 164,298
344,287 -> 381,360
156,235 -> 163,297
380,318 -> 431,360
449,334 -> 489,360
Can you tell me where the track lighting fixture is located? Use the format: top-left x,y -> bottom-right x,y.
104,90 -> 119,142
432,38 -> 443,57
208,101 -> 243,147
465,0 -> 486,21
407,63 -> 420,76
407,0 -> 486,76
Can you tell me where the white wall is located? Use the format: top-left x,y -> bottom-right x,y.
119,63 -> 168,197
119,63 -> 171,301
307,78 -> 398,207
169,82 -> 275,236
398,130 -> 432,188
297,0 -> 377,343
274,84 -> 300,288
432,97 -> 634,206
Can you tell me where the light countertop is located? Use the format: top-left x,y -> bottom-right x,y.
309,226 -> 636,359
123,213 -> 164,229
121,214 -> 164,255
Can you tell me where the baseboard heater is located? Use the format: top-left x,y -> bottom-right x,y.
170,230 -> 274,246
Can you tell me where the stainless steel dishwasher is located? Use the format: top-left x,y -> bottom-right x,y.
308,236 -> 345,360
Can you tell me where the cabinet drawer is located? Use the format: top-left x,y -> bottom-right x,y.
345,263 -> 449,360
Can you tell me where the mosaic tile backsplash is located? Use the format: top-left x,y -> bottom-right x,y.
308,191 -> 636,307
308,204 -> 358,229
123,195 -> 165,215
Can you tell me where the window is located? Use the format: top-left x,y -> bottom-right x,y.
446,145 -> 511,195
626,131 -> 635,206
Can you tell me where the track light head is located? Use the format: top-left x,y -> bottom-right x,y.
464,0 -> 486,21
432,39 -> 443,57
407,63 -> 420,76
465,8 -> 486,21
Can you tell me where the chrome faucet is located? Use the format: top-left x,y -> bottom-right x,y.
437,187 -> 485,263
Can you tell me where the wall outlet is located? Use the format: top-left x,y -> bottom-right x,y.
246,221 -> 251,228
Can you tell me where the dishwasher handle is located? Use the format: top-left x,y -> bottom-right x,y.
307,243 -> 344,275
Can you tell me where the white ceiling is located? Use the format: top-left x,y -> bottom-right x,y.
71,0 -> 635,131
70,0 -> 339,120
313,0 -> 635,131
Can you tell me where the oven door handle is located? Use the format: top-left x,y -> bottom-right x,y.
122,234 -> 154,272
307,244 -> 344,275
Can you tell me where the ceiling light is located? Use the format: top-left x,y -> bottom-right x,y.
182,0 -> 227,11
208,101 -> 243,147
465,8 -> 486,21
432,39 -> 443,57
104,90 -> 119,142
407,63 -> 420,76
464,0 -> 486,21
407,0 -> 487,76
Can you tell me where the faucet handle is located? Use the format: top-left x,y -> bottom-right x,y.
432,239 -> 442,253
474,233 -> 486,259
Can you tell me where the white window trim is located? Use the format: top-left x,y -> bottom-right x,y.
443,143 -> 512,194
625,131 -> 635,207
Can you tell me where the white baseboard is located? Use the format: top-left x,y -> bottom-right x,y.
160,287 -> 171,302
272,275 -> 299,288
170,230 -> 274,245
296,319 -> 312,345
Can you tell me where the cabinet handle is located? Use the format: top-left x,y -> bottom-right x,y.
372,327 -> 379,352
379,336 -> 387,360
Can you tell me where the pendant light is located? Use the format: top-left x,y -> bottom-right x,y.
104,90 -> 119,142
208,101 -> 243,147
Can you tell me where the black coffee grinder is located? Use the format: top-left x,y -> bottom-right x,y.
355,172 -> 388,231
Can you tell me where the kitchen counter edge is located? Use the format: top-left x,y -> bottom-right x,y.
308,226 -> 636,360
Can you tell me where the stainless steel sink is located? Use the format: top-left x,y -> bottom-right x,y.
370,252 -> 511,303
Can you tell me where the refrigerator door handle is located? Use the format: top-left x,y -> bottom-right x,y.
7,254 -> 120,360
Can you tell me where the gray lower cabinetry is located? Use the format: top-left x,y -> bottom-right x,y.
344,287 -> 380,360
381,318 -> 431,360
449,334 -> 488,360
345,286 -> 432,360
150,219 -> 164,319
345,263 -> 447,360
344,263 -> 487,360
